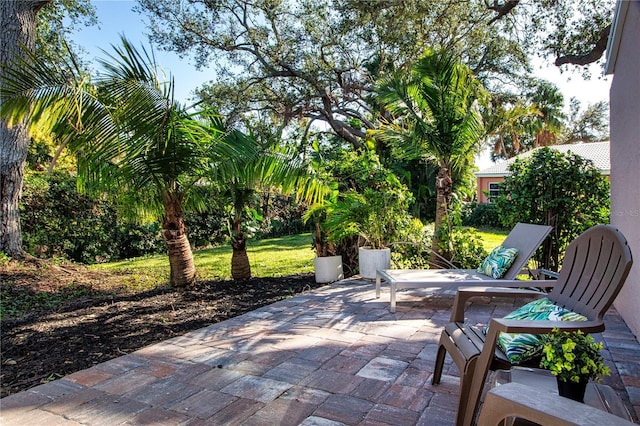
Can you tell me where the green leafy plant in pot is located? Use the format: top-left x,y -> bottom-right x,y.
304,191 -> 339,258
539,328 -> 610,402
303,190 -> 345,283
322,184 -> 413,278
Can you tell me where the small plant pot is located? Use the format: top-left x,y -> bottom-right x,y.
314,255 -> 344,283
557,377 -> 588,403
358,247 -> 391,279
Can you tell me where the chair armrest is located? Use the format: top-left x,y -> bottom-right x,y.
528,268 -> 560,280
538,268 -> 560,279
449,283 -> 556,322
478,382 -> 634,425
488,317 -> 605,335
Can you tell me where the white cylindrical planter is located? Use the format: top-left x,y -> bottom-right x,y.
358,247 -> 391,279
314,255 -> 344,283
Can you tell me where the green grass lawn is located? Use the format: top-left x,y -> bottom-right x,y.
91,233 -> 316,286
91,229 -> 508,288
475,228 -> 509,251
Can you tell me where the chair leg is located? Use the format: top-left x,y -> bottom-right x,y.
432,342 -> 448,385
455,356 -> 478,426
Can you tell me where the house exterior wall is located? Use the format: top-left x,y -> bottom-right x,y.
610,1 -> 640,341
476,174 -> 609,204
476,176 -> 505,203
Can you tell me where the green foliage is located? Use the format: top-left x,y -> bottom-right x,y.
540,328 -> 610,383
116,223 -> 167,260
322,152 -> 414,250
495,148 -> 609,270
303,195 -> 338,257
508,0 -> 615,72
20,171 -> 166,263
184,211 -> 228,248
563,99 -> 609,143
376,49 -> 488,263
390,219 -> 433,269
255,195 -> 309,240
462,202 -> 503,229
36,0 -> 97,70
21,171 -> 118,263
137,0 -> 530,148
436,226 -> 488,269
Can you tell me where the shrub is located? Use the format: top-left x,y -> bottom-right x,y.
21,172 -> 120,263
323,151 -> 415,250
116,222 -> 166,259
184,211 -> 228,248
254,194 -> 309,239
20,172 -> 167,263
391,219 -> 433,269
436,226 -> 488,269
462,202 -> 502,229
495,148 -> 610,271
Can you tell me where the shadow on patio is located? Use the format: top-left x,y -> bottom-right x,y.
1,279 -> 639,425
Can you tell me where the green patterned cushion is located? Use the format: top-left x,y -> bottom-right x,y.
477,245 -> 519,279
495,297 -> 587,364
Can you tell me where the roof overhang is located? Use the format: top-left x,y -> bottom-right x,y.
474,172 -> 511,178
605,0 -> 630,75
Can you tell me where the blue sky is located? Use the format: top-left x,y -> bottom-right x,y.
73,1 -> 611,105
71,1 -> 213,103
72,1 -> 612,168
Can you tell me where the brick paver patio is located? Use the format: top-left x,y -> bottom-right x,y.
2,279 -> 639,425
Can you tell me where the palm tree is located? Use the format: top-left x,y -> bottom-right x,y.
527,80 -> 566,147
484,98 -> 541,160
206,118 -> 327,280
376,49 -> 487,266
0,36 -> 251,286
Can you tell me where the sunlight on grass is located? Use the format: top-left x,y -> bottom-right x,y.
90,229 -> 509,288
475,228 -> 509,251
91,233 -> 315,284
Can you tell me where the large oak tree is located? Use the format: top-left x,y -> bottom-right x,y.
1,0 -> 95,258
135,0 -> 528,149
1,0 -> 52,258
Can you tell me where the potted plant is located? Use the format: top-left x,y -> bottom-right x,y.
539,328 -> 610,402
324,183 -> 412,279
304,200 -> 344,284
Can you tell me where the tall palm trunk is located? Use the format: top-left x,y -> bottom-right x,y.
430,164 -> 453,267
162,192 -> 196,287
230,217 -> 251,280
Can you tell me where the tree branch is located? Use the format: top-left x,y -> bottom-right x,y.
554,24 -> 611,66
486,0 -> 520,25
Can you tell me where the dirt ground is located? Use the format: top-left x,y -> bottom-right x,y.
0,261 -> 322,398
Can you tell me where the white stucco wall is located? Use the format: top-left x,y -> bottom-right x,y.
610,1 -> 640,341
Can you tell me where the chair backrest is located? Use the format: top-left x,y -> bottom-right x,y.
501,223 -> 553,280
549,225 -> 633,321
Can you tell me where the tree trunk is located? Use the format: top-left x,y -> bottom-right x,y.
230,212 -> 251,279
430,164 -> 453,268
162,192 -> 196,287
0,0 -> 52,258
0,123 -> 29,258
231,231 -> 251,280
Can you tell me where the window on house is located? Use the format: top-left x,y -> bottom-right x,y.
488,182 -> 501,202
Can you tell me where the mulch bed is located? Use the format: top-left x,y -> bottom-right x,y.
0,274 -> 321,398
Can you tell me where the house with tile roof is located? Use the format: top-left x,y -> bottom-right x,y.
475,141 -> 610,203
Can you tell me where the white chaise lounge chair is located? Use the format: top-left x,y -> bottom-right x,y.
375,223 -> 553,312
